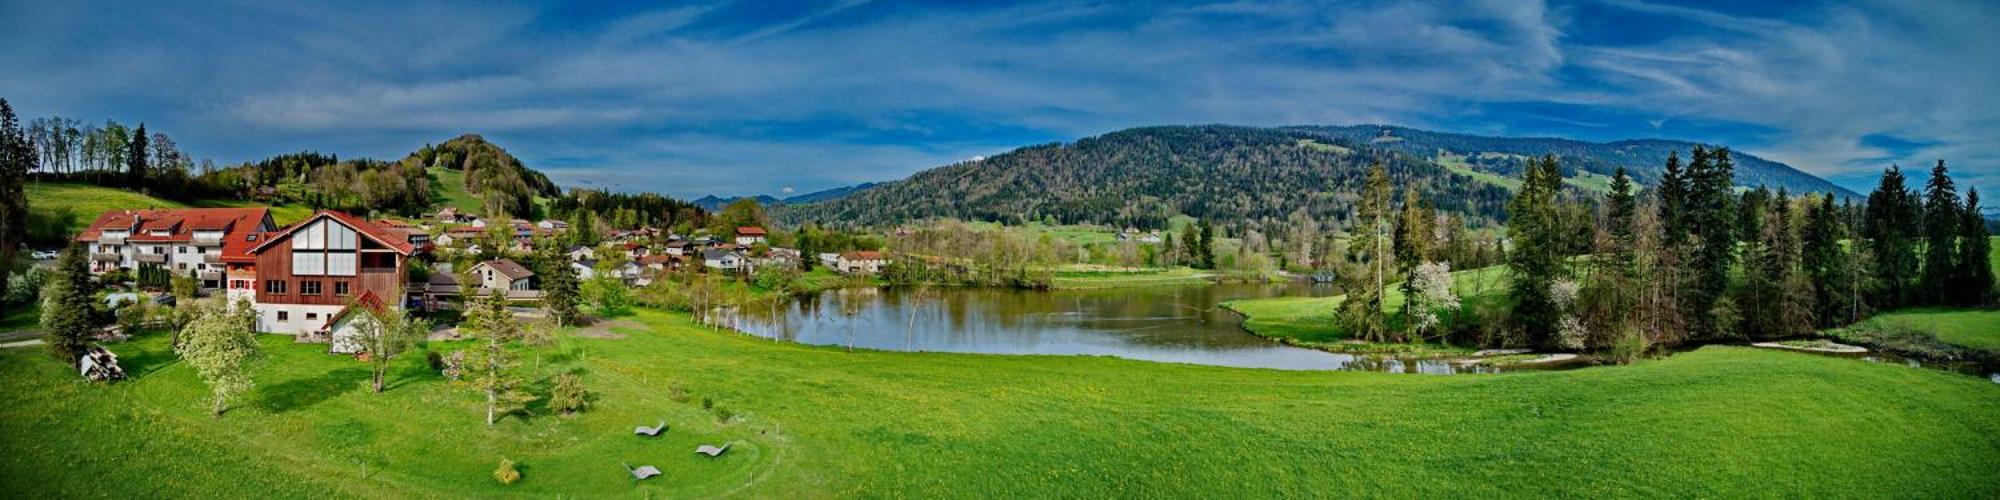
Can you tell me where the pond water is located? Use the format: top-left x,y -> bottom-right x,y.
722,282 -> 1502,373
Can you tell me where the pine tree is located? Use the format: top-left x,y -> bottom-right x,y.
1337,161 -> 1395,343
126,123 -> 149,189
1506,155 -> 1569,349
1684,147 -> 1737,339
1919,160 -> 1960,304
1197,220 -> 1216,269
1801,193 -> 1847,327
1864,165 -> 1922,308
539,245 -> 582,326
1393,188 -> 1439,340
464,291 -> 533,426
0,98 -> 32,303
41,245 -> 97,362
1657,152 -> 1689,247
1958,188 -> 1993,305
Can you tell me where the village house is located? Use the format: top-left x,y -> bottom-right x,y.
245,211 -> 415,340
537,219 -> 569,232
469,259 -> 538,296
735,226 -> 768,246
435,207 -> 466,224
625,242 -> 651,259
702,248 -> 749,273
664,240 -> 691,257
837,250 -> 887,274
755,247 -> 801,269
74,208 -> 278,290
570,259 -> 598,280
566,245 -> 594,262
436,226 -> 484,247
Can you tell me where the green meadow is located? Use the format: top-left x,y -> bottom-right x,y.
1,309 -> 1995,497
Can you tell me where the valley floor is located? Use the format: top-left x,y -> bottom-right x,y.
1,308 -> 1996,497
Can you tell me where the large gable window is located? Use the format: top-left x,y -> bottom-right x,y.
290,217 -> 360,276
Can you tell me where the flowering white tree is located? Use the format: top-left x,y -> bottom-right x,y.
1550,279 -> 1587,351
1404,261 -> 1460,340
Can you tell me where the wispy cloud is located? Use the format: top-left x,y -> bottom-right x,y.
0,0 -> 1993,199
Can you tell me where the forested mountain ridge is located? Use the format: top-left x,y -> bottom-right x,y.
777,125 -> 1519,231
776,124 -> 1860,231
694,182 -> 880,211
1293,125 -> 1859,198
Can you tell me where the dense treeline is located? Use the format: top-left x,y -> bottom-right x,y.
1294,125 -> 1858,197
1341,147 -> 1993,354
781,126 -> 1518,238
548,189 -> 707,232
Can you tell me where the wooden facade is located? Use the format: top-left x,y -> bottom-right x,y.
254,216 -> 408,307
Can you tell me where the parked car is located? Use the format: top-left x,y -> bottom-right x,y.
29,249 -> 58,260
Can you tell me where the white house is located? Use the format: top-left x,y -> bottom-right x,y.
837,251 -> 887,274
734,226 -> 768,246
703,248 -> 748,273
469,259 -> 537,293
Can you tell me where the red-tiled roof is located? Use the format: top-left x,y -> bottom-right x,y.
249,210 -> 415,256
321,290 -> 389,331
74,208 -> 273,261
736,226 -> 767,236
841,250 -> 885,260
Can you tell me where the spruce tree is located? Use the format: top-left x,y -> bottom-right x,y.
1801,193 -> 1847,327
0,98 -> 31,303
127,123 -> 149,189
1506,155 -> 1568,348
1337,161 -> 1394,343
1657,152 -> 1689,247
1684,147 -> 1737,339
1919,160 -> 1960,304
41,245 -> 98,362
1958,188 -> 1993,305
1864,165 -> 1922,308
540,244 -> 583,326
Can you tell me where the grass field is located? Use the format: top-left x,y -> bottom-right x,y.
428,167 -> 484,217
0,303 -> 38,335
1841,307 -> 2000,352
1224,265 -> 1509,347
0,309 -> 1995,497
26,182 -> 313,239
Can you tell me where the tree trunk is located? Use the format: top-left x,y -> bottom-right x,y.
486,387 -> 497,426
373,367 -> 385,393
212,394 -> 225,418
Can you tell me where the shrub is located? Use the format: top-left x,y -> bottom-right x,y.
701,396 -> 714,410
492,459 -> 520,485
713,405 -> 735,424
1608,328 -> 1649,365
549,373 -> 589,415
667,381 -> 691,403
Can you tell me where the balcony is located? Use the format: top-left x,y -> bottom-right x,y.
92,252 -> 122,263
192,234 -> 223,246
96,234 -> 127,244
198,269 -> 222,281
203,253 -> 224,264
134,254 -> 167,264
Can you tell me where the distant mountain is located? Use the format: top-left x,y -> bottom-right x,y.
776,124 -> 1860,231
693,194 -> 783,212
694,182 -> 880,211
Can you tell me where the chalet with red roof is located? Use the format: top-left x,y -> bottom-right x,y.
73,208 -> 277,290
734,226 -> 768,245
245,211 -> 416,336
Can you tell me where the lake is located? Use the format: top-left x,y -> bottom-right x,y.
723,282 -> 1496,372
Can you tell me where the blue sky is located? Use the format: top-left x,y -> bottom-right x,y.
3,0 -> 1995,200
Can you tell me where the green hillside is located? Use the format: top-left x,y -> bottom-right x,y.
24,182 -> 311,246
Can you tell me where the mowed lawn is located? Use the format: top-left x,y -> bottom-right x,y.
2,309 -> 1996,497
1225,264 -> 1509,344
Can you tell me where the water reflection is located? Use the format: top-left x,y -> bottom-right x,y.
727,282 -> 1496,373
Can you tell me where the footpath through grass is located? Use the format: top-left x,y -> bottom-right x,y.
2,308 -> 1997,497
